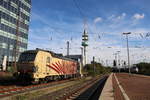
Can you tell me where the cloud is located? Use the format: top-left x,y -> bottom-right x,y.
133,13 -> 145,20
106,13 -> 127,29
108,13 -> 126,22
131,13 -> 145,25
94,17 -> 103,24
116,13 -> 126,20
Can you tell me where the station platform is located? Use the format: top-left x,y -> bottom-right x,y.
99,73 -> 114,100
114,73 -> 150,100
99,73 -> 150,100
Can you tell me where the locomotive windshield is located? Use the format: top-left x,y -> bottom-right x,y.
18,52 -> 37,62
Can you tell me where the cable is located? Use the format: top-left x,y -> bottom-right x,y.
72,0 -> 104,44
72,0 -> 89,30
72,0 -> 85,19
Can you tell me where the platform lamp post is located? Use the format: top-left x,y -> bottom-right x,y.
123,32 -> 131,74
82,29 -> 88,66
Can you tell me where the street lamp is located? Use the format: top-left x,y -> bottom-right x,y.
123,32 -> 131,74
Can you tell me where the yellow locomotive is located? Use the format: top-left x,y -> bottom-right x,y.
17,49 -> 79,83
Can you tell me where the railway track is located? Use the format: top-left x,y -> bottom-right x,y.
33,75 -> 108,100
65,76 -> 108,100
0,79 -> 74,99
0,75 -> 108,100
74,76 -> 108,100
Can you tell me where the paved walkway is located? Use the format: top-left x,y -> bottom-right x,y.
115,73 -> 150,100
99,73 -> 114,100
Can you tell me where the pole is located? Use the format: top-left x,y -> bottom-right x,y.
67,41 -> 69,56
106,60 -> 108,67
80,47 -> 83,77
14,2 -> 20,72
93,56 -> 95,75
114,53 -> 117,68
83,46 -> 86,66
126,34 -> 130,74
117,51 -> 121,73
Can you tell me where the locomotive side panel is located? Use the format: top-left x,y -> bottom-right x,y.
46,57 -> 77,76
46,57 -> 63,76
61,60 -> 77,75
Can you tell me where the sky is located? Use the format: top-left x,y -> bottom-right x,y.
28,0 -> 150,66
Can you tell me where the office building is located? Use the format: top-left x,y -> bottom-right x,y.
0,0 -> 31,65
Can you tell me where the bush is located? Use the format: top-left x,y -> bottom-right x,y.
136,62 -> 150,75
83,62 -> 112,76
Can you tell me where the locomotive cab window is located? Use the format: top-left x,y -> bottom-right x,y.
18,52 -> 37,62
46,57 -> 50,63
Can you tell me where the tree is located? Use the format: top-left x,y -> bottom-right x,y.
136,62 -> 150,75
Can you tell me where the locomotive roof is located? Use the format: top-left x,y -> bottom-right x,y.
23,49 -> 76,62
22,50 -> 38,53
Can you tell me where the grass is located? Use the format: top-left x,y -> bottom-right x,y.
10,77 -> 95,100
11,90 -> 46,100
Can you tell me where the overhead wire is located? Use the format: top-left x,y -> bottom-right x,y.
72,0 -> 101,45
72,0 -> 93,33
72,0 -> 85,19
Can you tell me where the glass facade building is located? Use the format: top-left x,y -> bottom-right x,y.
0,0 -> 31,65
